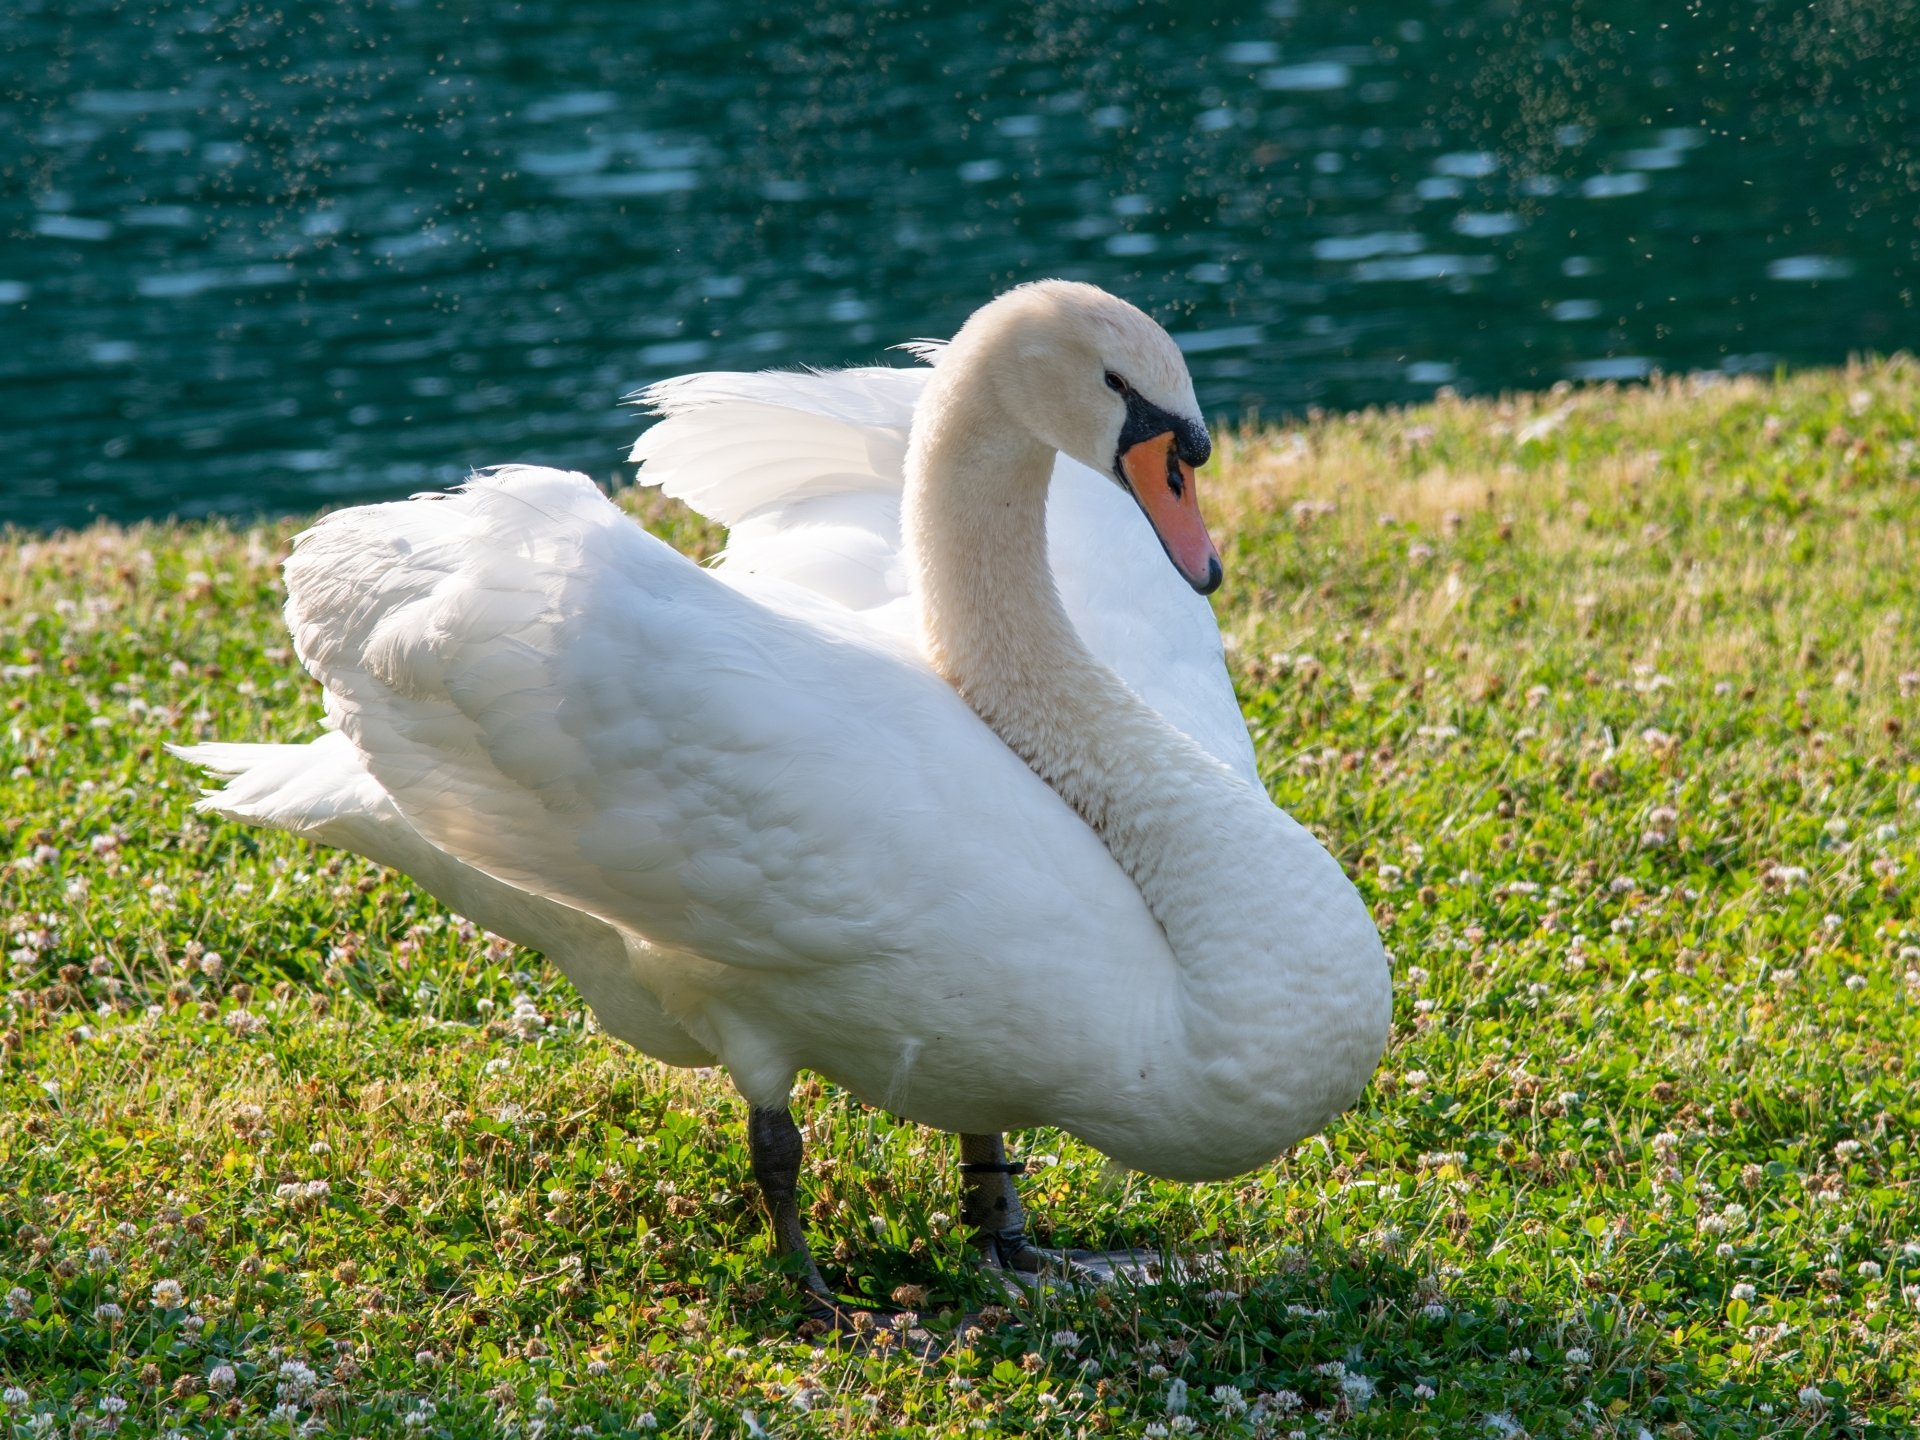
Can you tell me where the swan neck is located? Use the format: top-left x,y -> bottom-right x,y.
904,360 -> 1230,927
902,352 -> 1389,1171
903,376 -> 1078,694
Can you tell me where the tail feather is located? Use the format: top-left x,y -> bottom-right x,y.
166,741 -> 286,782
169,732 -> 395,836
170,730 -> 717,1067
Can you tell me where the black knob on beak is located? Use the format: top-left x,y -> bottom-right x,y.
1175,419 -> 1211,468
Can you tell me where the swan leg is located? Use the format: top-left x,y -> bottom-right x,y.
749,1105 -> 935,1346
958,1132 -> 1077,1276
958,1133 -> 1162,1288
746,1105 -> 837,1312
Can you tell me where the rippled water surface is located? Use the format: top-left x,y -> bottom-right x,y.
4,0 -> 1915,528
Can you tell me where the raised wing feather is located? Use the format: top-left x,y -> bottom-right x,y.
631,368 -> 921,524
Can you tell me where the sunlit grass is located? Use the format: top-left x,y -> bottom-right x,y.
3,360 -> 1918,1437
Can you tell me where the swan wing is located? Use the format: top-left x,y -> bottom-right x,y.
285,465 -> 1166,1104
630,363 -> 1258,781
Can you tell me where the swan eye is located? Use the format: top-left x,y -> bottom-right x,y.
1104,371 -> 1129,395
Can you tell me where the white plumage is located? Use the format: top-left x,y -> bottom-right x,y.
181,283 -> 1388,1295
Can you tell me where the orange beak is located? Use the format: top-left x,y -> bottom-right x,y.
1118,432 -> 1222,594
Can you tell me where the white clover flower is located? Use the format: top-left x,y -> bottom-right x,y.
1565,1346 -> 1592,1365
1835,1140 -> 1864,1160
1050,1329 -> 1081,1352
151,1278 -> 184,1308
1798,1385 -> 1826,1409
99,1396 -> 128,1415
1147,1364 -> 1169,1380
1421,1301 -> 1450,1320
208,1364 -> 237,1394
1165,1377 -> 1189,1415
1413,1382 -> 1437,1400
93,1302 -> 124,1324
1858,1261 -> 1882,1280
1212,1385 -> 1247,1416
1341,1371 -> 1376,1405
6,1288 -> 31,1319
587,1360 -> 610,1377
3,1388 -> 29,1409
1732,1283 -> 1757,1302
88,1245 -> 112,1267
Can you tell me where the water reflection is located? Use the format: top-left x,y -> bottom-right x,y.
3,0 -> 1914,528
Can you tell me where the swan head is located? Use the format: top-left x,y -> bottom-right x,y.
957,280 -> 1222,595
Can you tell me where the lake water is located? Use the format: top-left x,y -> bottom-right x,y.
5,0 -> 1915,530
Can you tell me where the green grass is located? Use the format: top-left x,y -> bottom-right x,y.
3,360 -> 1918,1438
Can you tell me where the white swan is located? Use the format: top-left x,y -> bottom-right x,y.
179,281 -> 1389,1317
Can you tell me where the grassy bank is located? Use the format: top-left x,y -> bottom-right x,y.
2,361 -> 1918,1438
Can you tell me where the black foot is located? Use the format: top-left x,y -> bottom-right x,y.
978,1223 -> 1083,1275
975,1226 -> 1161,1292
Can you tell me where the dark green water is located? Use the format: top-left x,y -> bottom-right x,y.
4,0 -> 1915,530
